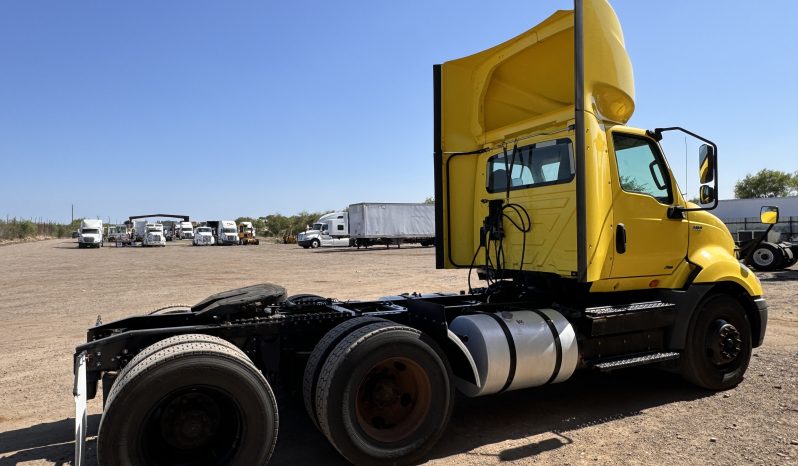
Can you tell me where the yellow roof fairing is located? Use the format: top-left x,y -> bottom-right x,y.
440,0 -> 634,153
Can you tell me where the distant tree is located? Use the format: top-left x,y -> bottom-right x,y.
734,169 -> 797,198
423,196 -> 435,205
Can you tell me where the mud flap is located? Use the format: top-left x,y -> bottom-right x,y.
74,351 -> 87,466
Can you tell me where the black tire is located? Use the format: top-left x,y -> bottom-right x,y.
681,294 -> 752,390
780,245 -> 797,268
315,324 -> 453,466
310,238 -> 320,249
98,340 -> 278,466
750,242 -> 784,271
302,317 -> 391,430
102,334 -> 244,406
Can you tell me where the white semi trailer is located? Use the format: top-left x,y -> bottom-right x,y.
348,203 -> 435,248
298,205 -> 435,249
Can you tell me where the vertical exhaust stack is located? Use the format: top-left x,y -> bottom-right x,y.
574,0 -> 587,282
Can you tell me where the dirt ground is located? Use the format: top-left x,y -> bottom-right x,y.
0,239 -> 796,465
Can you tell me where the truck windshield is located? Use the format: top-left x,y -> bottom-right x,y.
198,228 -> 211,233
312,223 -> 323,230
81,229 -> 100,235
147,228 -> 159,233
223,228 -> 236,234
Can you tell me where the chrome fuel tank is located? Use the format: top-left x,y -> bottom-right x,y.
449,309 -> 578,397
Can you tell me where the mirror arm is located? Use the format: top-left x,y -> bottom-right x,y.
667,205 -> 685,219
653,126 -> 719,212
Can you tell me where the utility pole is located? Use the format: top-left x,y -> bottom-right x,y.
71,204 -> 74,224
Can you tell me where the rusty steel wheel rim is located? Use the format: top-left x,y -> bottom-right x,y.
354,357 -> 433,443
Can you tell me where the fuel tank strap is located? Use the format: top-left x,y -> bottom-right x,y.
530,309 -> 563,385
484,312 -> 517,393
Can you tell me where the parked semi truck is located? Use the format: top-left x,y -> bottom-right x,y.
298,204 -> 434,249
178,221 -> 195,240
297,211 -> 350,248
141,223 -> 166,247
73,2 -> 770,465
206,220 -> 239,245
77,219 -> 103,248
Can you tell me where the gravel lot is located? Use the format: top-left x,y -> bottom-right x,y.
0,239 -> 796,465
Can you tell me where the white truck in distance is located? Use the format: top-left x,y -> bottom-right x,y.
297,212 -> 349,248
178,221 -> 194,240
138,223 -> 166,247
78,219 -> 103,248
297,204 -> 436,248
193,226 -> 215,246
215,220 -> 239,245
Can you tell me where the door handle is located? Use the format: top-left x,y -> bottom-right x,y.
616,223 -> 627,254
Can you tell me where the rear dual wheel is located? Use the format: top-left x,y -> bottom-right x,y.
305,319 -> 453,465
98,334 -> 278,465
750,242 -> 784,271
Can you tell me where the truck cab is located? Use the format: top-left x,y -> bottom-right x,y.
78,219 -> 103,248
142,223 -> 166,247
217,220 -> 239,245
193,226 -> 215,246
435,0 -> 765,389
297,212 -> 350,248
179,221 -> 194,240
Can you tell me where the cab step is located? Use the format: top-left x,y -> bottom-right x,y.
585,300 -> 676,336
590,351 -> 680,372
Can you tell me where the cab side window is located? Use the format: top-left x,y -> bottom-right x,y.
613,133 -> 672,204
487,138 -> 573,193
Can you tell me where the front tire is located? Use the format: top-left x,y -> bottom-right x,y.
310,238 -> 320,249
315,324 -> 453,465
98,339 -> 278,465
681,294 -> 752,390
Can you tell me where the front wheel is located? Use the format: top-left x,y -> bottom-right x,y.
310,238 -> 320,249
315,324 -> 453,465
681,294 -> 752,390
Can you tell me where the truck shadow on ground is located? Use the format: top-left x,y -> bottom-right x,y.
0,414 -> 99,466
0,369 -> 710,466
757,269 -> 798,282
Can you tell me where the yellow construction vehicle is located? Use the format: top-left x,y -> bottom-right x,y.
74,2 -> 769,465
237,221 -> 260,245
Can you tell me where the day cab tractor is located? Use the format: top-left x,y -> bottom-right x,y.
73,1 -> 768,465
238,221 -> 260,245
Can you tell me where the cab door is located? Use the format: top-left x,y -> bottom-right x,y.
609,130 -> 687,278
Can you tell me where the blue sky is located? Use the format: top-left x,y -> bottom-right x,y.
1,1 -> 796,223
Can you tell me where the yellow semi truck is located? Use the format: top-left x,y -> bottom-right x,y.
73,1 -> 770,465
